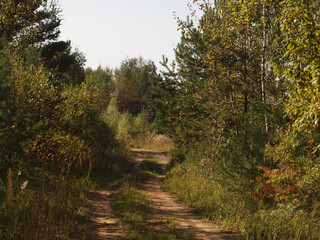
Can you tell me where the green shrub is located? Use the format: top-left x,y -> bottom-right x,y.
165,149 -> 320,239
104,98 -> 133,144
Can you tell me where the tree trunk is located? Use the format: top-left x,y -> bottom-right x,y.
261,2 -> 269,133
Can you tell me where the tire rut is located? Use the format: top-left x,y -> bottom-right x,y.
87,183 -> 123,240
141,175 -> 234,240
88,149 -> 236,240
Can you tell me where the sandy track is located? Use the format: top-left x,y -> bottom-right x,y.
134,149 -> 234,240
88,149 -> 235,240
141,175 -> 234,240
87,185 -> 123,240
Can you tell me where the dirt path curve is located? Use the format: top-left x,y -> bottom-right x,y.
87,151 -> 144,240
132,149 -> 235,240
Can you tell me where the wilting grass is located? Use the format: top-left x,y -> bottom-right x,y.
133,135 -> 175,152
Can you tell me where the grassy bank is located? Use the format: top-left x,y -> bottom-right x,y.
0,146 -> 133,239
164,152 -> 320,239
0,171 -> 94,239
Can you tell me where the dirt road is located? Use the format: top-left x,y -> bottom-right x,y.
88,149 -> 235,240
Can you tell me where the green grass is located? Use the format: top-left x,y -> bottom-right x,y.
164,160 -> 251,230
0,170 -> 94,240
164,154 -> 320,240
0,147 -> 135,240
112,161 -> 196,240
244,203 -> 320,240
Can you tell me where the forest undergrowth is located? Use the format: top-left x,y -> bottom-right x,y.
2,0 -> 320,239
0,93 -> 160,239
164,149 -> 320,240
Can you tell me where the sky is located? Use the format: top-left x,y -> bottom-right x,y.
58,0 -> 199,71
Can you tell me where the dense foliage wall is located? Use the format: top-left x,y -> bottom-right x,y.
0,1 -> 128,238
152,0 -> 320,238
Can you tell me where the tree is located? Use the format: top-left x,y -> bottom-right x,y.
146,56 -> 183,141
61,66 -> 117,175
40,40 -> 86,85
0,0 -> 61,168
84,66 -> 114,112
274,0 -> 320,133
115,57 -> 159,115
154,0 -> 288,190
262,0 -> 320,205
0,0 -> 60,49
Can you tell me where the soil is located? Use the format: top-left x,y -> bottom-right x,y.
88,149 -> 236,240
87,180 -> 124,240
87,188 -> 122,240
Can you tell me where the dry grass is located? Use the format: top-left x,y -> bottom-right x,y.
132,134 -> 175,152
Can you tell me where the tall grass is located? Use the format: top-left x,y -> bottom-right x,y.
103,98 -> 175,151
164,160 -> 251,230
0,137 -> 136,239
245,203 -> 320,240
164,151 -> 320,239
103,98 -> 135,144
0,169 -> 95,239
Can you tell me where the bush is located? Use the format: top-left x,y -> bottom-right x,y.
104,98 -> 133,144
103,98 -> 155,148
165,147 -> 320,239
32,129 -> 93,177
265,131 -> 320,204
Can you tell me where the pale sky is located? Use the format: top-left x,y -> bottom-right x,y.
58,0 -> 199,71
